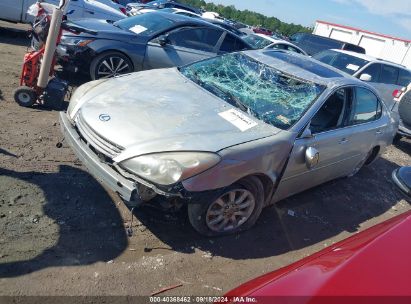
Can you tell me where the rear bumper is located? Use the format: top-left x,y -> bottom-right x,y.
59,112 -> 136,201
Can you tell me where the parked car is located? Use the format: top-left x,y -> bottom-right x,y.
313,49 -> 411,109
252,27 -> 273,36
57,12 -> 252,79
126,0 -> 199,16
224,209 -> 411,300
394,83 -> 411,139
289,32 -> 366,55
243,34 -> 307,55
0,0 -> 126,23
60,50 -> 397,236
313,49 -> 411,140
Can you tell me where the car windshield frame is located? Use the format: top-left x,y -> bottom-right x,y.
179,53 -> 325,130
313,50 -> 370,75
114,13 -> 175,36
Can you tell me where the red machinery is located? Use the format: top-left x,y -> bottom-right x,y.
14,0 -> 70,108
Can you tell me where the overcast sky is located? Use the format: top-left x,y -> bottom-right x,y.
206,0 -> 411,40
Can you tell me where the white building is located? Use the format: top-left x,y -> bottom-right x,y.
313,20 -> 411,69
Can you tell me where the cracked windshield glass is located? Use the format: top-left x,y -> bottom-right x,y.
180,53 -> 324,129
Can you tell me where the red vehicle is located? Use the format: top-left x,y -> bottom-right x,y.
252,27 -> 273,36
224,207 -> 411,303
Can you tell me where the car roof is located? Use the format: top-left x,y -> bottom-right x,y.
244,49 -> 365,87
331,49 -> 409,70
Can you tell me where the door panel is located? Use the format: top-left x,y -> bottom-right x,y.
0,0 -> 25,22
143,27 -> 222,70
143,43 -> 214,70
273,127 -> 364,202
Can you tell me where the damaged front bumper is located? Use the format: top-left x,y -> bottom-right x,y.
59,112 -> 220,205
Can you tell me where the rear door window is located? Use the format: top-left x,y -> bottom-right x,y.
398,69 -> 411,87
359,63 -> 381,82
167,27 -> 223,52
349,87 -> 382,125
380,65 -> 399,85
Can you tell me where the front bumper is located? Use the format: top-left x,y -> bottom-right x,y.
60,112 -> 226,205
57,44 -> 94,74
60,112 -> 136,201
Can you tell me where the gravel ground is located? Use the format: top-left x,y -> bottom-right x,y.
0,21 -> 410,297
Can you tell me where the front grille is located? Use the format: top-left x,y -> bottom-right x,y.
75,112 -> 124,158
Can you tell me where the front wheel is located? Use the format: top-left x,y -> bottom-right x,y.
90,51 -> 134,80
188,176 -> 264,237
13,86 -> 37,107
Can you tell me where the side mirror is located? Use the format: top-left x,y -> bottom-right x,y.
301,127 -> 313,139
305,147 -> 319,169
158,35 -> 168,46
359,73 -> 372,82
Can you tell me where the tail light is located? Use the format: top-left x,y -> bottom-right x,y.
119,7 -> 127,15
393,89 -> 403,99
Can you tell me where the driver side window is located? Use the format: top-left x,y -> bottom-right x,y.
310,87 -> 352,134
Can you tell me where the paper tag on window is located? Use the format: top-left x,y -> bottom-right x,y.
129,25 -> 147,34
346,64 -> 359,71
219,109 -> 257,132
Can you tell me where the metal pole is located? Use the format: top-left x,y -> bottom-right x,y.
37,0 -> 69,89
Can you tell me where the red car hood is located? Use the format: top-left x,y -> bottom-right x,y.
225,210 -> 411,301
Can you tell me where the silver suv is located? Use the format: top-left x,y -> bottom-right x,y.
314,49 -> 411,110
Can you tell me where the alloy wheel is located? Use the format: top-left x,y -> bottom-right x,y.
205,189 -> 255,232
97,56 -> 131,79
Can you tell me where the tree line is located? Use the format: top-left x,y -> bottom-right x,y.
179,0 -> 312,36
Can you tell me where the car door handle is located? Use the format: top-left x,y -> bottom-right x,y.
375,130 -> 383,135
339,138 -> 348,144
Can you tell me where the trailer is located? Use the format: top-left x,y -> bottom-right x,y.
313,20 -> 411,69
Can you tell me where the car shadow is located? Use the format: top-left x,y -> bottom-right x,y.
0,165 -> 128,278
132,156 -> 405,259
394,137 -> 411,155
0,24 -> 30,47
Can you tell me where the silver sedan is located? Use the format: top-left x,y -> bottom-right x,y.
60,50 -> 398,236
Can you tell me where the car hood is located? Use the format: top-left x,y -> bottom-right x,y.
63,19 -> 142,42
75,68 -> 280,161
225,211 -> 411,299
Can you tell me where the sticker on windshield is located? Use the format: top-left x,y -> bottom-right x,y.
129,25 -> 147,34
219,109 -> 257,132
346,64 -> 360,71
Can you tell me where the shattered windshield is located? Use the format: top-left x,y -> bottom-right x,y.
180,53 -> 325,130
243,34 -> 273,49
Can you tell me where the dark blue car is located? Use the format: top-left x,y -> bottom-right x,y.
58,12 -> 251,79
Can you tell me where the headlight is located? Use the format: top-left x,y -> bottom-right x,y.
120,152 -> 221,185
67,79 -> 107,119
60,36 -> 94,47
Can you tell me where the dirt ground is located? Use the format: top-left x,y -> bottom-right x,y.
0,21 -> 410,298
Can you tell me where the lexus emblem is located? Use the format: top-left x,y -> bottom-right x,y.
99,114 -> 111,122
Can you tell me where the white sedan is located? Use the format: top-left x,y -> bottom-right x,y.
244,33 -> 307,55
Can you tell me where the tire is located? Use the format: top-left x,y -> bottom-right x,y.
13,86 -> 37,107
90,51 -> 134,80
188,176 -> 264,237
398,90 -> 411,126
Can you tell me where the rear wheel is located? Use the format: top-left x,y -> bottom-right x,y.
90,51 -> 134,80
188,176 -> 264,237
13,86 -> 37,107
